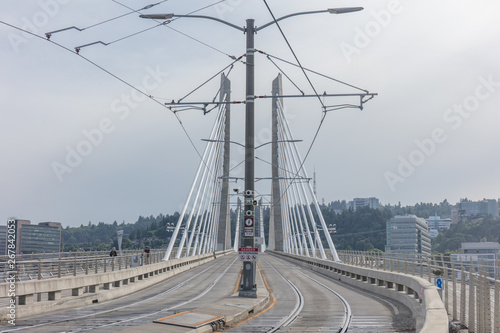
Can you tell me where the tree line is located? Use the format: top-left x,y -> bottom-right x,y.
62,199 -> 495,254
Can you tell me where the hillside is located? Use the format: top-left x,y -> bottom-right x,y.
432,215 -> 500,254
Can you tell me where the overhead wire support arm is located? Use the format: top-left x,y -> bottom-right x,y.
74,41 -> 109,53
45,26 -> 83,39
45,1 -> 170,39
255,93 -> 377,99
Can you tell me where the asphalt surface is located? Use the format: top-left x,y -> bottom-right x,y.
229,254 -> 414,332
0,253 -> 416,333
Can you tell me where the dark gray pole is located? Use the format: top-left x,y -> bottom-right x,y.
239,19 -> 257,298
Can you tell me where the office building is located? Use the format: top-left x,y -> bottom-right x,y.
385,215 -> 431,256
460,199 -> 499,218
451,241 -> 500,278
9,219 -> 62,254
426,214 -> 452,238
347,197 -> 379,210
0,225 -> 6,256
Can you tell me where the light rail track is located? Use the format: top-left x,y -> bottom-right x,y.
293,268 -> 352,333
259,257 -> 352,333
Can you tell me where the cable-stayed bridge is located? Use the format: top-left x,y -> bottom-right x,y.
1,73 -> 478,333
163,73 -> 341,265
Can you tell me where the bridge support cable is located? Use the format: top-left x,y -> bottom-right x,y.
258,198 -> 267,252
175,106 -> 226,258
198,126 -> 225,255
277,111 -> 325,259
176,122 -> 222,258
233,197 -> 242,251
277,113 -> 317,258
276,100 -> 324,258
163,90 -> 229,261
275,99 -> 340,261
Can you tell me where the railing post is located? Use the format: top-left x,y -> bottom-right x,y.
469,264 -> 476,333
443,256 -> 448,313
37,259 -> 42,280
95,257 -> 98,274
58,258 -> 61,278
460,259 -> 466,325
477,270 -> 483,333
112,257 -> 115,271
451,261 -> 457,321
484,269 -> 491,333
495,262 -> 500,332
85,258 -> 89,275
118,256 -> 122,270
73,257 -> 77,276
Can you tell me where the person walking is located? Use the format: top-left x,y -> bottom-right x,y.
144,246 -> 150,264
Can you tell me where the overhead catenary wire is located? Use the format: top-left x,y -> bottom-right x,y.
107,0 -> 240,60
45,0 -> 170,38
1,19 -> 214,188
257,50 -> 369,94
261,0 -> 326,110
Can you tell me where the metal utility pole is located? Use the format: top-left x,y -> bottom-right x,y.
240,19 -> 257,297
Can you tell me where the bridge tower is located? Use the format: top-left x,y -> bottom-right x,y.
269,74 -> 284,251
217,73 -> 232,251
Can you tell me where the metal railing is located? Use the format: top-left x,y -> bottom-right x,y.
336,250 -> 500,332
1,249 -> 168,282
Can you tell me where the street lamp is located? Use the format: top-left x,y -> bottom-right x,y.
141,6 -> 363,298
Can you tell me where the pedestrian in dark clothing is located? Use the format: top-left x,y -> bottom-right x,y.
144,246 -> 150,264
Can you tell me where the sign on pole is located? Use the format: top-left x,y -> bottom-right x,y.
434,276 -> 444,289
238,247 -> 258,262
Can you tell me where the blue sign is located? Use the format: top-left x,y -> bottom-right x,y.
434,276 -> 444,289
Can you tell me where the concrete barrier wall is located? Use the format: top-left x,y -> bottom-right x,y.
0,250 -> 232,319
271,252 -> 448,333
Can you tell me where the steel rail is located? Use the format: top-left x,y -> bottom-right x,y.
293,268 -> 352,333
263,258 -> 304,332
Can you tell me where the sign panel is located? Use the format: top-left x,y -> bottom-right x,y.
238,247 -> 258,261
244,218 -> 254,227
434,276 -> 444,289
238,247 -> 259,253
238,253 -> 258,261
244,227 -> 254,236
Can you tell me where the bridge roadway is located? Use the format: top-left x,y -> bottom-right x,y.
1,253 -> 414,333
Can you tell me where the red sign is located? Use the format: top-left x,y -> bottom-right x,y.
238,247 -> 259,253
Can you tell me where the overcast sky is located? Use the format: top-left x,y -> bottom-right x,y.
1,0 -> 499,227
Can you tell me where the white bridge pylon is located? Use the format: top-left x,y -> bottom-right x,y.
163,73 -> 340,262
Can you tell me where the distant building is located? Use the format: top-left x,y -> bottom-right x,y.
0,225 -> 6,256
451,241 -> 500,278
451,209 -> 460,224
385,215 -> 431,256
426,213 -> 452,238
9,219 -> 62,254
347,197 -> 379,211
460,199 -> 499,218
